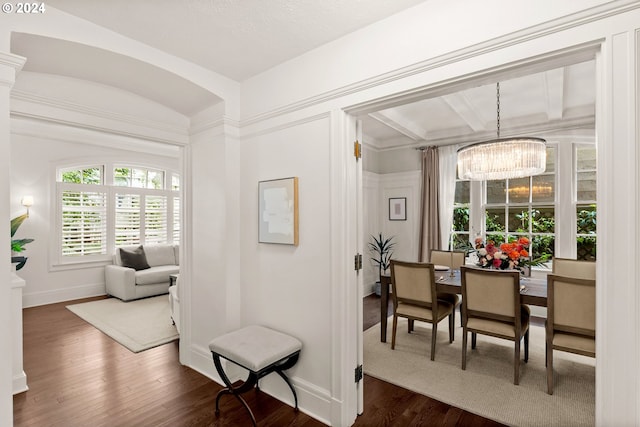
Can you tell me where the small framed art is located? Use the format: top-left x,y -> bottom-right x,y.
389,197 -> 406,221
258,177 -> 299,245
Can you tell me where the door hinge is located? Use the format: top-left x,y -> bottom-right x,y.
354,253 -> 363,271
355,364 -> 363,383
353,140 -> 362,160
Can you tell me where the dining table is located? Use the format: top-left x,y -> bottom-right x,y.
378,268 -> 547,343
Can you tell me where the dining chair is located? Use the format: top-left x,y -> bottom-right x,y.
460,266 -> 530,385
390,259 -> 455,361
546,274 -> 596,394
552,257 -> 596,280
429,249 -> 466,271
428,249 -> 466,335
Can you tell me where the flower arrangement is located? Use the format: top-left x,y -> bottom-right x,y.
474,236 -> 530,273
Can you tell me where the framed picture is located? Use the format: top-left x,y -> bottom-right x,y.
258,177 -> 299,245
389,197 -> 406,221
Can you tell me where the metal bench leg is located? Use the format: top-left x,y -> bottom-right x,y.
273,353 -> 299,410
213,353 -> 259,426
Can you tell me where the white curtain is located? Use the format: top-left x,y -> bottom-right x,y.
438,144 -> 458,250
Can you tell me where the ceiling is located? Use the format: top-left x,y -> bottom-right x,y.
43,0 -> 429,82
358,60 -> 596,150
10,1 -> 596,145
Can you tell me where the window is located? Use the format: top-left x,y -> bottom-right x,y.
114,193 -> 141,246
55,164 -> 180,265
59,167 -> 107,259
114,166 -> 165,189
452,176 -> 470,251
576,145 -> 596,260
60,186 -> 107,257
467,142 -> 597,268
483,147 -> 556,264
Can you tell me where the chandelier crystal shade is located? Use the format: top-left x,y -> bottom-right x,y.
457,137 -> 546,180
456,82 -> 546,181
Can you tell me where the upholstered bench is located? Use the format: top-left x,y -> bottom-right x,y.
208,325 -> 302,426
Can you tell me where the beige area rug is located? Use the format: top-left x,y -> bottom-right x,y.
67,295 -> 178,353
364,316 -> 595,427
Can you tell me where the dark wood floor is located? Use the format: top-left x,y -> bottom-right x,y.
14,295 -> 504,427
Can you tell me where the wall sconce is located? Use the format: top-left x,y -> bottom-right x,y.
21,195 -> 34,216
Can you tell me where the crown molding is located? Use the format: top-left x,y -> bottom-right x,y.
364,116 -> 595,152
10,115 -> 181,156
0,51 -> 26,72
189,115 -> 240,137
11,89 -> 188,135
0,52 -> 26,88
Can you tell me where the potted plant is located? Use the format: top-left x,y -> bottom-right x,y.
368,233 -> 395,296
11,213 -> 34,271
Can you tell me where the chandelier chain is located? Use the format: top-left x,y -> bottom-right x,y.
496,82 -> 500,139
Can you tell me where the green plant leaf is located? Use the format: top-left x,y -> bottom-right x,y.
11,214 -> 29,238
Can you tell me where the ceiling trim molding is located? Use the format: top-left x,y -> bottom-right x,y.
238,1 -> 640,127
189,115 -> 240,138
0,52 -> 27,88
10,111 -> 188,147
11,90 -> 188,135
240,111 -> 331,141
0,51 -> 26,71
364,116 -> 595,152
10,115 -> 182,156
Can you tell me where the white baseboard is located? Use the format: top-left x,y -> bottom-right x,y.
186,343 -> 331,425
23,283 -> 106,308
13,371 -> 28,395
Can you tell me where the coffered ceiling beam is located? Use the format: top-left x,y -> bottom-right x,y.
544,68 -> 565,121
441,92 -> 487,132
368,110 -> 425,141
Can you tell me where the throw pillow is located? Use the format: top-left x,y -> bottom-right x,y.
119,246 -> 150,271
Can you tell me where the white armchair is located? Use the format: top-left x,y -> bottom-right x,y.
169,275 -> 180,333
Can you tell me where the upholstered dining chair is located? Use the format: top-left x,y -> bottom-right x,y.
429,249 -> 466,334
546,274 -> 596,395
460,266 -> 530,385
552,257 -> 596,280
429,249 -> 465,271
390,260 -> 455,361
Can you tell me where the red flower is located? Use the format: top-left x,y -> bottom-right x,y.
492,258 -> 502,268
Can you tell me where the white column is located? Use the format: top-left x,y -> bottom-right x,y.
11,268 -> 27,394
0,50 -> 26,427
596,29 -> 640,426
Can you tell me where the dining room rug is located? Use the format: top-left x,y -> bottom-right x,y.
364,315 -> 595,427
66,295 -> 178,353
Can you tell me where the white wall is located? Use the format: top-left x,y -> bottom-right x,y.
363,170 -> 421,295
239,116 -> 334,418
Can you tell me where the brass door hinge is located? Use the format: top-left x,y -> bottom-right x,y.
354,140 -> 362,160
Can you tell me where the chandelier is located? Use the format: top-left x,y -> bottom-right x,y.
457,83 -> 546,181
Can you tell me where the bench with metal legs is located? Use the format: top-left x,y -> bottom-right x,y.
209,325 -> 302,426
